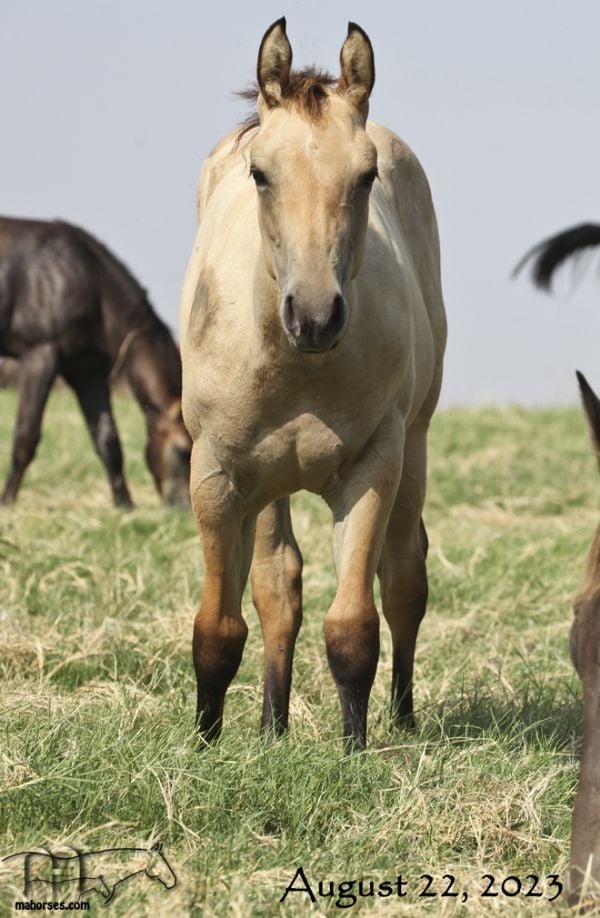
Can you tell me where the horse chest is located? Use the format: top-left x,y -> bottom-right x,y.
211,410 -> 350,500
189,338 -> 405,501
265,414 -> 347,475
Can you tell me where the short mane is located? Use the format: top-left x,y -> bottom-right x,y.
55,220 -> 162,329
235,67 -> 337,142
57,221 -> 147,301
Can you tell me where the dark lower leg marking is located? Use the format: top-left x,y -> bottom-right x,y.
325,613 -> 379,751
390,649 -> 417,729
261,661 -> 293,737
193,614 -> 248,741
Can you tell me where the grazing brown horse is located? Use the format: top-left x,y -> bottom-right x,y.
180,19 -> 446,750
0,217 -> 191,506
570,370 -> 600,904
514,223 -> 600,290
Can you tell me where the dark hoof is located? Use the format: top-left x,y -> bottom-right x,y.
342,734 -> 367,755
195,734 -> 218,752
195,727 -> 221,751
390,685 -> 416,731
260,716 -> 287,744
114,494 -> 134,509
393,711 -> 417,731
195,696 -> 224,746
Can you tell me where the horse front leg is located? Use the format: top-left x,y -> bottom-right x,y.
1,344 -> 58,504
190,437 -> 255,742
251,498 -> 303,736
64,364 -> 133,508
323,417 -> 404,751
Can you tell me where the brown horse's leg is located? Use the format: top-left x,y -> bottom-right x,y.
251,498 -> 303,736
378,426 -> 429,729
65,367 -> 133,507
190,437 -> 254,742
324,417 -> 403,751
1,344 -> 58,504
569,678 -> 600,902
569,609 -> 600,902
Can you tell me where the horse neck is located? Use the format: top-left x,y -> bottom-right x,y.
121,321 -> 182,428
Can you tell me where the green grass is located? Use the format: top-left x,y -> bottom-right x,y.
0,389 -> 596,914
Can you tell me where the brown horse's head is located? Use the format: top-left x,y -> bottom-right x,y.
247,18 -> 378,354
570,371 -> 600,904
146,400 -> 192,507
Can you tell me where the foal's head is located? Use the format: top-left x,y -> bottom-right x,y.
146,400 -> 192,508
246,18 -> 378,354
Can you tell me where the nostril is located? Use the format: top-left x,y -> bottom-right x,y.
329,294 -> 345,334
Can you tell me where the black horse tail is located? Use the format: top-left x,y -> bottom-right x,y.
513,223 -> 600,291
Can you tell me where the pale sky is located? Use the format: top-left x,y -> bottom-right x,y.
2,1 -> 599,405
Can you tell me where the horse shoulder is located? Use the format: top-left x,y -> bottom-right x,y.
183,147 -> 258,349
366,122 -> 447,423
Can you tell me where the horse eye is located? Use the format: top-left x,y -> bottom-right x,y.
359,168 -> 378,191
250,167 -> 268,189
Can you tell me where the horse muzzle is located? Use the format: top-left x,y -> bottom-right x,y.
282,293 -> 347,354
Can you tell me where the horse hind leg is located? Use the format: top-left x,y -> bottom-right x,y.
1,343 -> 58,504
379,521 -> 428,729
251,498 -> 303,736
378,431 -> 429,730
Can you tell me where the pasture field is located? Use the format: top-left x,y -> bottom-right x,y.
0,387 -> 596,915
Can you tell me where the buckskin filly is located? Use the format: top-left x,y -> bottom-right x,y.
180,19 -> 447,749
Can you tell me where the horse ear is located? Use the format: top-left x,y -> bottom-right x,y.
577,371 -> 600,468
257,17 -> 292,109
338,22 -> 375,112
